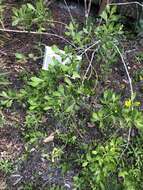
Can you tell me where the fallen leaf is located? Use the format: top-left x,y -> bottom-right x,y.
0,179 -> 7,190
87,122 -> 95,128
43,133 -> 55,143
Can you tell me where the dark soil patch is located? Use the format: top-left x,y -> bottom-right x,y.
0,126 -> 23,161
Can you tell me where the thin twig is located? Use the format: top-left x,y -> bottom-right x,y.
113,44 -> 134,99
46,20 -> 67,26
0,28 -> 77,48
82,50 -> 96,84
84,0 -> 87,19
84,0 -> 92,23
63,0 -> 74,24
113,44 -> 134,160
109,1 -> 143,7
119,127 -> 132,159
79,40 -> 101,56
0,20 -> 5,29
0,49 -> 7,55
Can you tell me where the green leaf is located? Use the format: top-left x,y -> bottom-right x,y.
92,112 -> 99,121
0,91 -> 9,98
27,3 -> 35,11
12,19 -> 20,26
72,71 -> 80,79
53,91 -> 61,97
64,77 -> 72,86
65,104 -> 75,113
118,170 -> 128,178
15,53 -> 26,60
92,150 -> 98,155
82,162 -> 88,167
29,77 -> 43,87
101,11 -> 108,23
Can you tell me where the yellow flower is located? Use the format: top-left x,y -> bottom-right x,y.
124,99 -> 132,108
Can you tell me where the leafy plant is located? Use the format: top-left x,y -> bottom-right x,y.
49,185 -> 65,190
91,90 -> 143,133
95,6 -> 123,76
51,147 -> 64,163
0,90 -> 17,108
15,52 -> 28,64
24,130 -> 45,144
23,183 -> 33,190
133,69 -> 143,82
135,4 -> 143,33
65,6 -> 123,78
119,136 -> 143,190
136,52 -> 143,62
74,138 -> 122,190
0,71 -> 10,86
65,21 -> 95,47
0,111 -> 5,127
18,50 -> 84,116
0,159 -> 13,174
12,0 -> 52,31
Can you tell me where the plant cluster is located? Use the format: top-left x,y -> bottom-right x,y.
74,91 -> 143,190
92,90 -> 143,132
66,6 -> 123,78
12,0 -> 52,31
0,159 -> 13,174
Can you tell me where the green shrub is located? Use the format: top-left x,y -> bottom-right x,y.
66,6 -> 123,78
0,159 -> 13,174
91,90 -> 143,132
74,138 -> 122,190
12,0 -> 52,31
